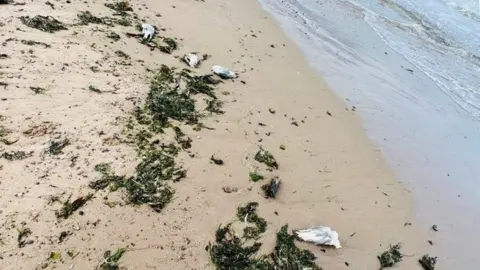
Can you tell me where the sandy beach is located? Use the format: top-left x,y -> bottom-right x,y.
0,0 -> 435,269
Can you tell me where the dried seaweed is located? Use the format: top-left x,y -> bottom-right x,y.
105,1 -> 133,13
115,50 -> 130,59
77,11 -> 104,25
1,151 -> 33,161
210,155 -> 224,165
100,248 -> 127,270
206,99 -> 225,114
418,255 -> 437,270
21,39 -> 51,48
172,126 -> 192,149
55,194 -> 93,219
47,138 -> 70,155
17,226 -> 33,248
20,15 -> 67,33
261,177 -> 280,198
208,203 -> 321,270
378,243 -> 403,269
158,37 -> 178,54
249,171 -> 264,182
89,163 -> 126,191
30,86 -> 47,94
107,31 -> 121,41
255,148 -> 278,169
89,85 -> 101,93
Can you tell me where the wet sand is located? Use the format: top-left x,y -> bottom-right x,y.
0,0 -> 432,269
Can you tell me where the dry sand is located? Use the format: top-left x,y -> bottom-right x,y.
0,0 -> 435,269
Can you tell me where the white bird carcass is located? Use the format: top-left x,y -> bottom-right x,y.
295,226 -> 341,248
141,24 -> 155,41
184,53 -> 201,68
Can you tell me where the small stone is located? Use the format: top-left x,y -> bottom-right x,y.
3,135 -> 19,145
279,145 -> 286,150
222,186 -> 238,193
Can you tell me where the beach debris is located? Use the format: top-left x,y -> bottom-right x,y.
89,85 -> 102,93
222,186 -> 237,193
0,53 -> 8,59
208,202 -> 321,269
20,15 -> 67,33
261,177 -> 281,198
210,155 -> 224,165
77,11 -> 104,25
21,39 -> 51,48
89,163 -> 126,191
158,37 -> 177,54
326,111 -> 332,117
378,243 -> 403,269
55,194 -> 94,219
58,231 -> 71,243
47,138 -> 70,155
205,99 -> 224,114
183,53 -> 201,68
198,74 -> 222,85
30,86 -> 47,94
17,225 -> 33,248
279,144 -> 286,150
255,148 -> 278,169
141,23 -> 155,41
50,251 -> 62,261
115,50 -> 130,59
105,0 -> 132,13
23,121 -> 55,137
100,248 -> 127,270
1,150 -> 33,161
295,226 -> 341,248
418,254 -> 437,270
431,224 -> 438,231
212,65 -> 238,79
237,202 -> 267,239
172,126 -> 192,149
249,171 -> 264,182
45,1 -> 55,9
106,31 -> 121,41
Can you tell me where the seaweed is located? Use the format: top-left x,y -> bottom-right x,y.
106,31 -> 121,41
1,151 -> 33,161
17,226 -> 33,248
55,194 -> 94,219
89,163 -> 126,191
254,148 -> 278,169
89,85 -> 102,93
208,203 -> 322,270
77,11 -> 104,25
47,138 -> 70,155
210,155 -> 224,165
115,50 -> 130,59
378,243 -> 403,269
185,74 -> 217,98
158,37 -> 178,54
206,99 -> 224,114
105,1 -> 133,13
172,126 -> 192,149
249,171 -> 264,182
20,15 -> 67,33
261,177 -> 280,198
30,86 -> 47,94
100,248 -> 127,270
418,255 -> 437,270
21,39 -> 51,48
237,202 -> 267,236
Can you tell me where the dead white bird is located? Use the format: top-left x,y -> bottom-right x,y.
212,65 -> 238,79
295,226 -> 341,248
184,53 -> 201,68
141,23 -> 155,41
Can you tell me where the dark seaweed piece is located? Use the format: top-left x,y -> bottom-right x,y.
1,151 -> 33,161
30,86 -> 47,94
55,194 -> 93,219
77,11 -> 104,25
0,53 -> 8,59
378,243 -> 403,269
185,74 -> 217,98
210,155 -> 224,165
158,37 -> 177,54
172,126 -> 192,149
21,39 -> 51,48
254,148 -> 278,169
47,138 -> 70,155
261,177 -> 281,198
115,50 -> 130,59
17,226 -> 33,248
249,171 -> 264,182
105,1 -> 133,12
237,202 -> 267,235
100,248 -> 127,270
89,163 -> 126,191
89,85 -> 101,93
418,255 -> 437,270
20,15 -> 67,33
107,31 -> 121,41
205,99 -> 224,114
45,1 -> 55,9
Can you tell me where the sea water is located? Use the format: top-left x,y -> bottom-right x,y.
258,0 -> 480,268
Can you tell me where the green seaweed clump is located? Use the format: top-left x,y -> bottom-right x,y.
105,1 -> 133,13
77,11 -> 104,25
208,203 -> 322,270
378,243 -> 403,269
206,99 -> 225,114
254,148 -> 278,169
89,163 -> 126,191
20,15 -> 67,33
237,202 -> 267,240
158,37 -> 178,54
47,138 -> 70,155
172,126 -> 192,149
55,194 -> 94,219
100,248 -> 127,270
1,151 -> 33,161
107,31 -> 121,41
249,171 -> 264,182
418,255 -> 437,270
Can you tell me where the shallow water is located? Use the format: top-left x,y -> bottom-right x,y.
258,0 -> 480,268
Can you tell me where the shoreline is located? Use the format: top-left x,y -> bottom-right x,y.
0,0 -> 433,269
